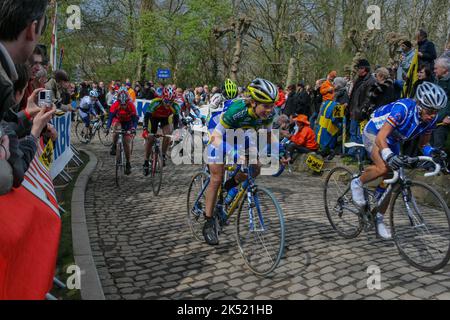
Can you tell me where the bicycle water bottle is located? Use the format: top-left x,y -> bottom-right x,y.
225,187 -> 239,205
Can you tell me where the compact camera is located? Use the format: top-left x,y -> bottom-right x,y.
38,90 -> 52,108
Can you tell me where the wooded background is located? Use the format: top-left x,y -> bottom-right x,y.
44,0 -> 450,87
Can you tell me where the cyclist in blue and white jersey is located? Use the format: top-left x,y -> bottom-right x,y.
78,90 -> 106,141
351,82 -> 448,239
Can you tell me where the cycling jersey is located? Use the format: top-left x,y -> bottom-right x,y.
207,99 -> 275,164
107,101 -> 138,129
79,96 -> 105,115
216,99 -> 274,134
144,98 -> 180,118
365,98 -> 437,146
207,99 -> 234,132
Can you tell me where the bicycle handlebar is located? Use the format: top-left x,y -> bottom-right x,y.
384,156 -> 441,184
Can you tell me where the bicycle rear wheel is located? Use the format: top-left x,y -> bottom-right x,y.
324,167 -> 363,239
390,181 -> 450,272
236,186 -> 285,276
151,148 -> 163,196
187,172 -> 210,241
98,123 -> 113,147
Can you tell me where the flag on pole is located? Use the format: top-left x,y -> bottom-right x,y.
50,1 -> 58,70
58,46 -> 64,70
402,49 -> 419,98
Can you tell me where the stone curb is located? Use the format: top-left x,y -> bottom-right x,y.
71,149 -> 105,300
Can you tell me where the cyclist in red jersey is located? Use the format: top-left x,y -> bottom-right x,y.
107,88 -> 138,175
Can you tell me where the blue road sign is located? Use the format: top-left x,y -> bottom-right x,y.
157,69 -> 171,79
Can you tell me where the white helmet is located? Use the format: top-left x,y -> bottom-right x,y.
416,81 -> 448,110
89,90 -> 99,98
210,93 -> 224,108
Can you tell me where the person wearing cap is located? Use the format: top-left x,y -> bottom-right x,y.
320,71 -> 337,102
347,59 -> 376,158
281,114 -> 319,164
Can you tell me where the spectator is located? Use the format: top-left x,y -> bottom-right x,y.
310,79 -> 325,129
275,84 -> 286,113
333,77 -> 349,105
416,29 -> 437,73
126,81 -> 136,103
441,38 -> 450,59
365,67 -> 397,116
33,68 -> 47,89
18,45 -> 46,112
13,64 -> 31,104
432,57 -> 450,150
320,71 -> 337,102
397,40 -> 415,81
143,81 -> 156,100
283,84 -> 298,118
45,69 -> 71,110
296,83 -> 312,117
282,115 -> 319,164
134,83 -> 143,99
79,81 -> 90,98
106,85 -> 115,109
412,64 -> 433,97
98,81 -> 107,107
347,59 -> 376,157
0,123 -> 13,195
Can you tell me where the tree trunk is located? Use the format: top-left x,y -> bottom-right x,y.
285,57 -> 296,88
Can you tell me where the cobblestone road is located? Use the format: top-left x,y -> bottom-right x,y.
79,137 -> 450,300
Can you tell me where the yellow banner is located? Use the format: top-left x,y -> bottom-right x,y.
332,104 -> 346,119
39,140 -> 54,170
306,154 -> 324,173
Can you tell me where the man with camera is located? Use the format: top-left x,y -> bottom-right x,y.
0,0 -> 56,190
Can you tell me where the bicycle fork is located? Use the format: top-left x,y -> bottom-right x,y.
247,186 -> 266,233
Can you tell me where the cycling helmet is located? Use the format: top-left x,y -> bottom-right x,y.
222,79 -> 238,100
210,93 -> 224,108
89,90 -> 99,98
163,87 -> 176,101
247,78 -> 279,104
117,89 -> 129,105
416,81 -> 448,110
184,91 -> 195,105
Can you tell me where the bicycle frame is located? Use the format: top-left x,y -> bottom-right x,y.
193,164 -> 265,232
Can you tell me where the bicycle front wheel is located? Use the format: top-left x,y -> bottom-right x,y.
187,171 -> 210,241
324,167 -> 363,239
151,150 -> 163,196
390,181 -> 450,272
115,143 -> 124,187
236,186 -> 285,276
75,121 -> 88,144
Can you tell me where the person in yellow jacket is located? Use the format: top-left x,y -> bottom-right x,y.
126,81 -> 136,103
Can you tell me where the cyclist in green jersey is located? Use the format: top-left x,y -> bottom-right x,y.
203,78 -> 279,245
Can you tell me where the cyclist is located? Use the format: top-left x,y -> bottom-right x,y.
203,78 -> 279,245
79,90 -> 106,142
350,81 -> 448,239
206,79 -> 239,133
142,87 -> 181,175
107,88 -> 138,175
